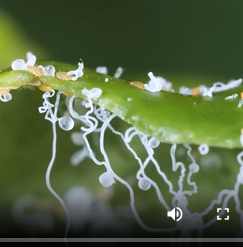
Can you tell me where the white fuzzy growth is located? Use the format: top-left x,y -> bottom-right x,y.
26,51 -> 34,60
99,172 -> 114,187
238,99 -> 243,108
145,72 -> 164,92
71,148 -> 90,166
67,60 -> 84,81
225,93 -> 238,100
179,86 -> 191,95
213,79 -> 242,92
70,132 -> 90,166
0,93 -> 12,102
114,67 -> 123,78
198,143 -> 209,155
82,87 -> 102,99
96,66 -> 108,75
71,132 -> 84,145
26,53 -> 36,66
11,59 -> 26,70
202,86 -> 215,97
11,51 -> 36,70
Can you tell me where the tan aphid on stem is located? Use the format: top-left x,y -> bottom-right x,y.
27,65 -> 44,77
130,81 -> 145,90
0,88 -> 10,95
56,72 -> 73,81
38,83 -> 53,93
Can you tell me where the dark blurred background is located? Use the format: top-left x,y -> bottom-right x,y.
0,0 -> 243,240
1,0 -> 243,79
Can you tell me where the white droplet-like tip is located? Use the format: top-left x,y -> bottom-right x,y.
67,60 -> 84,81
138,178 -> 151,191
198,144 -> 209,155
82,87 -> 102,99
0,93 -> 12,102
145,72 -> 164,92
43,65 -> 55,77
3,93 -> 12,102
58,116 -> 74,131
114,67 -> 123,78
96,66 -> 108,75
26,51 -> 34,60
238,99 -> 243,108
71,132 -> 84,145
148,137 -> 160,148
173,193 -> 188,208
11,59 -> 26,70
189,163 -> 200,173
99,172 -> 114,187
26,53 -> 36,66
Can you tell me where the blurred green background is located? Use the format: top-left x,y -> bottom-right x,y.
0,0 -> 243,239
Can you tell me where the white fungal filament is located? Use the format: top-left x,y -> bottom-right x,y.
11,51 -> 36,71
145,72 -> 164,92
38,90 -> 71,242
6,55 -> 243,240
67,59 -> 84,81
96,66 -> 108,75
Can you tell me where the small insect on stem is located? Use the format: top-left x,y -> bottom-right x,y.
56,72 -> 73,81
38,83 -> 53,93
161,87 -> 169,92
130,81 -> 145,90
26,65 -> 43,77
241,92 -> 243,99
0,88 -> 10,95
191,87 -> 200,96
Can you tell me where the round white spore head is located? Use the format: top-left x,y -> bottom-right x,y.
43,65 -> 56,77
71,132 -> 84,146
198,143 -> 209,155
99,172 -> 114,187
189,163 -> 200,173
1,93 -> 12,102
11,59 -> 26,70
148,137 -> 160,148
58,116 -> 74,131
138,178 -> 151,191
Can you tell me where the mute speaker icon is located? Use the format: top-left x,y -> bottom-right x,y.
167,207 -> 183,221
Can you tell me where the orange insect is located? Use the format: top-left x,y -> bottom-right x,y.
191,87 -> 200,96
38,83 -> 52,93
130,81 -> 145,90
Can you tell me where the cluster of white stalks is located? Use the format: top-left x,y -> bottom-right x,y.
2,52 -> 243,241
